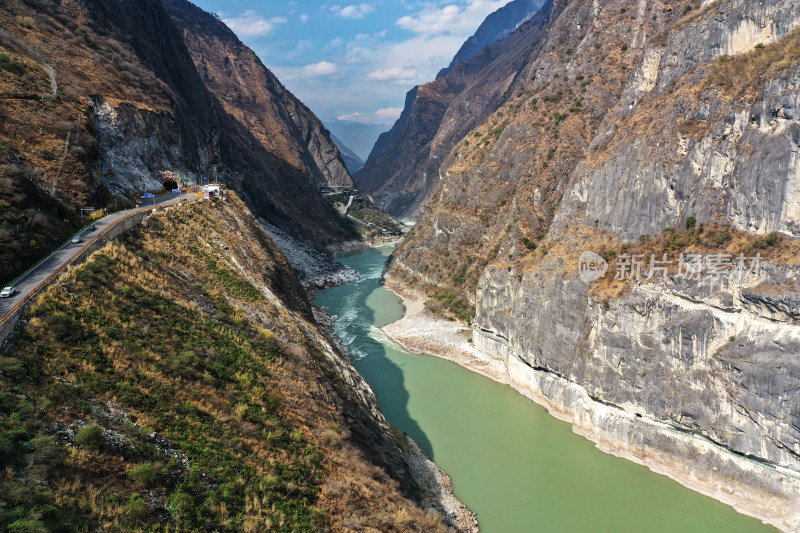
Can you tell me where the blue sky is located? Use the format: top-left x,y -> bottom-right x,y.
189,0 -> 510,132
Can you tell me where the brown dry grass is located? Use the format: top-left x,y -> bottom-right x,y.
705,26 -> 800,100
584,223 -> 800,300
2,195 -> 446,532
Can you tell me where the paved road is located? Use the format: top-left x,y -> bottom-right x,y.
0,192 -> 194,322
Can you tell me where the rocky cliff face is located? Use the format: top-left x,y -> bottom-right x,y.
163,0 -> 356,250
0,0 -> 355,284
354,2 -> 553,217
390,0 -> 800,528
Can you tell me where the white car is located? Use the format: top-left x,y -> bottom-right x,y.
72,236 -> 83,244
1,286 -> 16,298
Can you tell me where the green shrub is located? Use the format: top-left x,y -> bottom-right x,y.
7,519 -> 48,533
326,194 -> 346,205
0,54 -> 26,76
521,237 -> 537,250
75,424 -> 104,449
685,214 -> 697,230
452,264 -> 468,285
127,493 -> 149,519
756,232 -> 782,248
713,231 -> 732,246
128,462 -> 165,488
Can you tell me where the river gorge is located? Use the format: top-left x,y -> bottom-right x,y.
314,245 -> 773,532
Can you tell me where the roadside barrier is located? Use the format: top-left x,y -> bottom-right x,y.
0,196 -> 198,326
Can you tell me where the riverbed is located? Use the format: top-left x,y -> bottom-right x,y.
314,244 -> 773,532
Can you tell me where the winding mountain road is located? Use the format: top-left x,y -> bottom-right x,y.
0,192 -> 194,324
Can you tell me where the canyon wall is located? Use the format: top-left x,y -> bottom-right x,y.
388,0 -> 800,528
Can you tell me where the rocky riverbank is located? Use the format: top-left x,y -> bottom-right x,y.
381,274 -> 800,533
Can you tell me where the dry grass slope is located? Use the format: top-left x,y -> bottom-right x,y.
0,195 -> 446,532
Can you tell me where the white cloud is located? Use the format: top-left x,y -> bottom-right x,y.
286,40 -> 314,59
300,13 -> 309,22
262,0 -> 513,132
337,107 -> 402,124
302,61 -> 338,77
375,107 -> 403,120
337,111 -> 365,121
332,3 -> 375,19
397,0 -> 506,35
272,61 -> 339,82
223,11 -> 287,37
368,67 -> 417,82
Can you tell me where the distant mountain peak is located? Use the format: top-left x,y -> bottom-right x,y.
329,133 -> 364,174
438,0 -> 549,78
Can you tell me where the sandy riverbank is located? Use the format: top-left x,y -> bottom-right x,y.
381,276 -> 508,384
380,274 -> 800,533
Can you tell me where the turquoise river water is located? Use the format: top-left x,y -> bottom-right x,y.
313,244 -> 773,532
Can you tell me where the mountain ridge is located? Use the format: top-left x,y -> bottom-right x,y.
354,2 -> 553,217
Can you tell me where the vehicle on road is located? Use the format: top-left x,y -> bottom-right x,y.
72,236 -> 83,244
88,224 -> 96,230
0,286 -> 16,298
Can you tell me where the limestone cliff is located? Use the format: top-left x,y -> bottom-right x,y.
389,0 -> 800,528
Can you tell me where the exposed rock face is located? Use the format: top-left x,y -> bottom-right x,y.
552,0 -> 800,239
261,221 -> 360,289
0,0 -> 356,284
473,252 -> 800,529
354,2 -> 553,217
389,0 -> 800,527
92,98 -> 212,196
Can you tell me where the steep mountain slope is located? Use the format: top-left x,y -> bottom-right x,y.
354,2 -> 553,217
438,0 -> 550,78
330,133 -> 364,174
358,0 -> 549,203
388,0 -> 800,528
0,0 -> 353,285
360,86 -> 418,167
0,194 -> 471,531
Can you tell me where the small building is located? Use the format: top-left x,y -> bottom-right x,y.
202,184 -> 221,197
